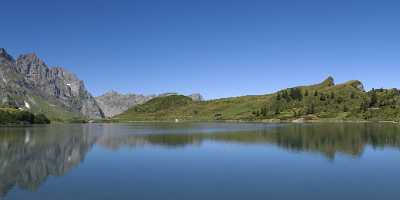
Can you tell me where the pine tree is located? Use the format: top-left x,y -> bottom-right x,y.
275,106 -> 280,115
343,105 -> 349,112
360,100 -> 368,112
276,93 -> 281,100
336,96 -> 344,104
260,107 -> 268,117
252,110 -> 260,117
320,94 -> 326,101
289,88 -> 303,101
259,108 -> 263,116
263,107 -> 268,117
370,91 -> 378,107
307,103 -> 315,114
280,90 -> 290,101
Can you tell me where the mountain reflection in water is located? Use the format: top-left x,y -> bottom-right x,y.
0,123 -> 400,197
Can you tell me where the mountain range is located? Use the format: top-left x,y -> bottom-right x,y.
0,48 -> 203,121
0,48 -> 103,120
1,48 -> 400,123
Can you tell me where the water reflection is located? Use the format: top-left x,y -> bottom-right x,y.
0,125 -> 99,197
0,123 -> 400,197
98,123 -> 400,159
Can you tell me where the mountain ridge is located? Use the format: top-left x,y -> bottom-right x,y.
1,47 -> 398,123
95,91 -> 203,117
0,48 -> 104,120
115,77 -> 400,122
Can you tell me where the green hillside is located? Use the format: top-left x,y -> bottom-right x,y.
1,95 -> 87,123
0,108 -> 50,125
27,96 -> 85,122
114,77 -> 400,122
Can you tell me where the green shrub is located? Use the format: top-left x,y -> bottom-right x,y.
33,114 -> 51,124
0,109 -> 51,124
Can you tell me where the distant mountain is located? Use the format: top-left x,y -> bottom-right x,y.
95,91 -> 203,117
95,91 -> 155,117
114,77 -> 400,122
0,48 -> 103,119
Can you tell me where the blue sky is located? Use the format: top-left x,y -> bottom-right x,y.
1,0 -> 399,99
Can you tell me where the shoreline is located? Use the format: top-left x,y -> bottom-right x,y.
3,117 -> 398,126
94,118 -> 400,124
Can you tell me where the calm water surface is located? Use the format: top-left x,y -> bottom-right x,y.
1,123 -> 400,200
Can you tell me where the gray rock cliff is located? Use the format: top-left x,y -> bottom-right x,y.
188,93 -> 203,101
95,91 -> 155,117
0,48 -> 104,118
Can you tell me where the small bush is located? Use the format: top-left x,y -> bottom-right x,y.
33,114 -> 51,124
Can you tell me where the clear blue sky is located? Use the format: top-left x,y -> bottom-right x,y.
1,0 -> 399,99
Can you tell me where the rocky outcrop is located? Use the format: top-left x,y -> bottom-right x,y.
0,48 -> 104,118
188,93 -> 203,101
323,76 -> 335,87
0,49 -> 29,108
349,80 -> 365,91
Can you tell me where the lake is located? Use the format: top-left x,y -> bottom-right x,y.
1,122 -> 400,200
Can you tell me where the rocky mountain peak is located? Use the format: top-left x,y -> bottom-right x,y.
0,48 -> 15,63
104,90 -> 120,96
322,76 -> 335,87
0,48 -> 8,56
17,53 -> 43,64
0,49 -> 104,119
50,67 -> 80,82
347,80 -> 365,91
16,53 -> 47,76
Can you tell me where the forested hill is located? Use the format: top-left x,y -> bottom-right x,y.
115,77 -> 400,122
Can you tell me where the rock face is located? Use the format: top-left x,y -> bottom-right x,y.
350,80 -> 365,91
188,93 -> 203,101
319,76 -> 335,87
0,49 -> 26,107
95,91 -> 155,117
0,48 -> 104,118
96,91 -> 203,117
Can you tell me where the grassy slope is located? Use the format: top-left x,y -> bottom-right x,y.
115,78 -> 400,122
0,95 -> 86,123
0,108 -> 50,124
28,96 -> 83,122
115,94 -> 273,121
